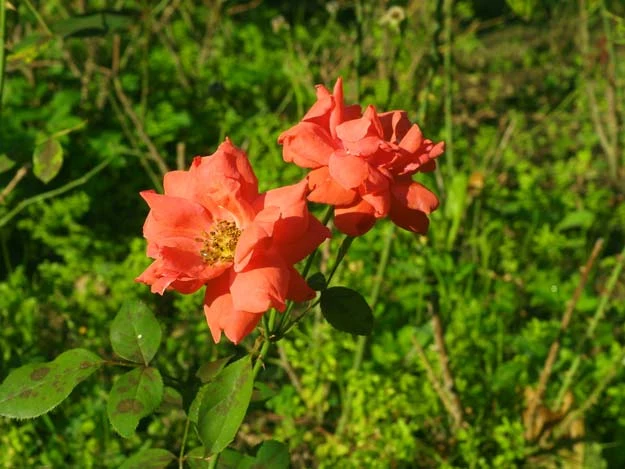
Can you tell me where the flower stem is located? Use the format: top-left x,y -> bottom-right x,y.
178,415 -> 191,469
253,309 -> 277,378
336,223 -> 395,435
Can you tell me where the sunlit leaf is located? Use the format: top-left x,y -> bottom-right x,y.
33,136 -> 63,184
191,356 -> 253,454
107,367 -> 163,438
0,349 -> 103,419
196,355 -> 233,383
0,154 -> 15,175
110,301 -> 162,365
320,286 -> 373,335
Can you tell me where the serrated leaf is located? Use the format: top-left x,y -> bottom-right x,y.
320,287 -> 373,335
0,349 -> 103,419
196,355 -> 233,383
306,272 -> 327,291
110,301 -> 162,365
251,440 -> 289,469
119,448 -> 176,469
0,154 -> 15,174
193,356 -> 253,454
107,367 -> 163,438
33,137 -> 63,184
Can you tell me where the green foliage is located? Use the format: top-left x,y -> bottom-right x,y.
110,301 -> 162,366
107,367 -> 164,439
320,286 -> 374,335
0,349 -> 103,419
1,0 -> 624,467
190,356 -> 254,455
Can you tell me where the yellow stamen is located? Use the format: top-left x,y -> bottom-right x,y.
198,220 -> 241,265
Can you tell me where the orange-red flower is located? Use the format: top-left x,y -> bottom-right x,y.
137,139 -> 330,344
278,78 -> 444,236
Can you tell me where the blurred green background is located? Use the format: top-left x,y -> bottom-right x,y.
1,0 -> 625,467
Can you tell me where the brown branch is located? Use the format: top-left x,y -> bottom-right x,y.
176,142 -> 186,170
431,308 -> 465,429
0,165 -> 29,204
112,77 -> 169,176
275,343 -> 304,397
411,335 -> 460,431
524,238 -> 604,440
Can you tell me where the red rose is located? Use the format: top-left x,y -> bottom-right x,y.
137,139 -> 330,343
278,78 -> 444,236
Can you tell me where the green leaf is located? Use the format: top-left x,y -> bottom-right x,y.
33,136 -> 64,184
605,0 -> 625,17
505,0 -> 538,20
7,33 -> 53,65
306,272 -> 327,291
556,210 -> 595,232
110,301 -> 162,365
251,440 -> 290,469
0,349 -> 103,419
196,355 -> 233,383
444,172 -> 469,250
0,154 -> 15,174
119,448 -> 176,469
320,286 -> 373,335
185,447 -> 213,469
192,356 -> 254,454
217,449 -> 255,469
107,367 -> 163,438
51,11 -> 137,38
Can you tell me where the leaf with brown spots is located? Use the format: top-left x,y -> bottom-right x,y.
191,355 -> 253,455
107,366 -> 163,438
118,448 -> 176,469
0,349 -> 103,419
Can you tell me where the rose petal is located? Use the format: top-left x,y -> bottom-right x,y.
280,214 -> 331,264
229,258 -> 289,313
328,151 -> 370,189
391,180 -> 439,214
334,198 -> 377,236
278,122 -> 335,168
286,266 -> 316,302
307,167 -> 358,206
389,201 -> 430,234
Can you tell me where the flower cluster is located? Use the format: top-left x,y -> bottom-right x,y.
138,79 -> 443,343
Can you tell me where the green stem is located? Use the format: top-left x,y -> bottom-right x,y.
0,158 -> 112,229
554,243 -> 625,408
336,223 -> 395,435
443,0 -> 455,176
252,309 -> 277,378
0,0 -> 6,117
23,0 -> 53,36
178,415 -> 191,469
207,452 -> 219,469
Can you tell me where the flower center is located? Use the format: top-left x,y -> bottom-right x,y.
198,220 -> 241,265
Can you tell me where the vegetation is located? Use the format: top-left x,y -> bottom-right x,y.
1,0 -> 624,467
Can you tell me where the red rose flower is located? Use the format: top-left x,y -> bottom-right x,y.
137,139 -> 330,344
278,78 -> 444,236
